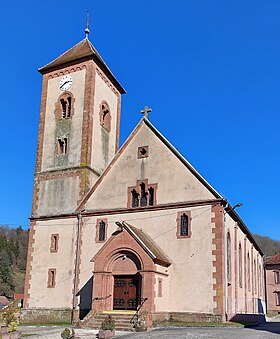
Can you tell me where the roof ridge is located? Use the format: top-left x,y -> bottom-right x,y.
38,38 -> 87,72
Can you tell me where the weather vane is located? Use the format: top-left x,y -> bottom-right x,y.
85,11 -> 90,39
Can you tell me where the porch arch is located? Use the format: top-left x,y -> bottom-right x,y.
91,228 -> 156,312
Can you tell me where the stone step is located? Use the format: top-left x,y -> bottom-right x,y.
82,312 -> 136,331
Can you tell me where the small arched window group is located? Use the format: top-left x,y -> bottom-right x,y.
129,181 -> 157,209
99,101 -> 111,132
55,92 -> 74,120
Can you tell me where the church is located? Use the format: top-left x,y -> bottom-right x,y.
22,26 -> 265,328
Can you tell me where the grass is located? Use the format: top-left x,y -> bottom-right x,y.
266,313 -> 278,318
20,322 -> 71,327
22,335 -> 34,337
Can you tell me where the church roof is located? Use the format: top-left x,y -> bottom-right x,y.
265,252 -> 280,265
122,222 -> 172,267
38,38 -> 125,94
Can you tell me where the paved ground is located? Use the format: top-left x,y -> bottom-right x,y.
18,315 -> 280,339
19,326 -> 128,338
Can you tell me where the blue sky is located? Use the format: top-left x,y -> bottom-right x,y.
0,1 -> 279,240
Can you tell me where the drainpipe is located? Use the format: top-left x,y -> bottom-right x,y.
264,263 -> 267,315
71,209 -> 84,324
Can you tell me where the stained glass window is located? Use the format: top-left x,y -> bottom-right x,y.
180,214 -> 188,236
99,221 -> 106,242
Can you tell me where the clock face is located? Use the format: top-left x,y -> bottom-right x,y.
59,75 -> 73,91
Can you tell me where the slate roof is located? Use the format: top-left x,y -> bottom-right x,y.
122,222 -> 172,267
38,38 -> 125,94
265,252 -> 280,265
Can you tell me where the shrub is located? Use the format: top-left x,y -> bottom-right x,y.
101,315 -> 115,331
61,328 -> 75,339
2,308 -> 18,332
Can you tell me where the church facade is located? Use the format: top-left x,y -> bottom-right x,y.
23,33 -> 265,326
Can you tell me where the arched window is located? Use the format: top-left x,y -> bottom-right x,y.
55,92 -> 74,120
259,265 -> 262,295
99,101 -> 111,132
176,211 -> 191,238
148,187 -> 154,206
57,137 -> 68,155
180,214 -> 189,236
61,98 -> 67,118
140,182 -> 148,207
247,253 -> 251,291
95,219 -> 108,243
254,259 -> 257,293
131,189 -> 139,208
227,233 -> 231,282
239,243 -> 243,288
99,221 -> 106,242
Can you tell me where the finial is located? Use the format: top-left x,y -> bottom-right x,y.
140,105 -> 152,119
85,11 -> 90,39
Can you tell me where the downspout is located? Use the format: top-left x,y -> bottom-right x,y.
71,209 -> 84,324
264,263 -> 267,315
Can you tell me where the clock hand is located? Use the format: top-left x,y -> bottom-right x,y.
62,80 -> 71,87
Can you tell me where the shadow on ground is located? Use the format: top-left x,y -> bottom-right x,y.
245,319 -> 280,336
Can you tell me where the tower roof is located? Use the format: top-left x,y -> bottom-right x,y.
38,38 -> 125,94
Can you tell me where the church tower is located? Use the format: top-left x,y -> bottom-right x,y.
32,31 -> 125,217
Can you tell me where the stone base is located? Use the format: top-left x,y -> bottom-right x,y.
152,312 -> 222,325
20,308 -> 71,324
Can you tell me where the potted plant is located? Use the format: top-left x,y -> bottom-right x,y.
98,315 -> 115,339
61,328 -> 75,339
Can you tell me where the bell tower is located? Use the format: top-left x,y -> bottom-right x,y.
32,30 -> 125,217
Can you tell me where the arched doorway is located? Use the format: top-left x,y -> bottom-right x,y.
91,222 -> 170,314
110,251 -> 142,310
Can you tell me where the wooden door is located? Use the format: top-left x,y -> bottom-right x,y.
113,275 -> 139,310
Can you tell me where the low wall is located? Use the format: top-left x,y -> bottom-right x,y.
152,312 -> 222,324
20,308 -> 71,324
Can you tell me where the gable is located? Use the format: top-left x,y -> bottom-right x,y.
81,119 -> 221,211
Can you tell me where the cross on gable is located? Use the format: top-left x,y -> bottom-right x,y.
140,105 -> 152,119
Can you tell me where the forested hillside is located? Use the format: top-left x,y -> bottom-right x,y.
254,234 -> 280,259
0,226 -> 28,297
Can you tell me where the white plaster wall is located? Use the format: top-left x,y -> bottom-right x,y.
86,123 -> 215,210
28,219 -> 77,308
36,176 -> 80,216
224,214 -> 264,315
41,69 -> 86,171
78,205 -> 216,314
91,72 -> 119,173
236,227 -> 246,313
